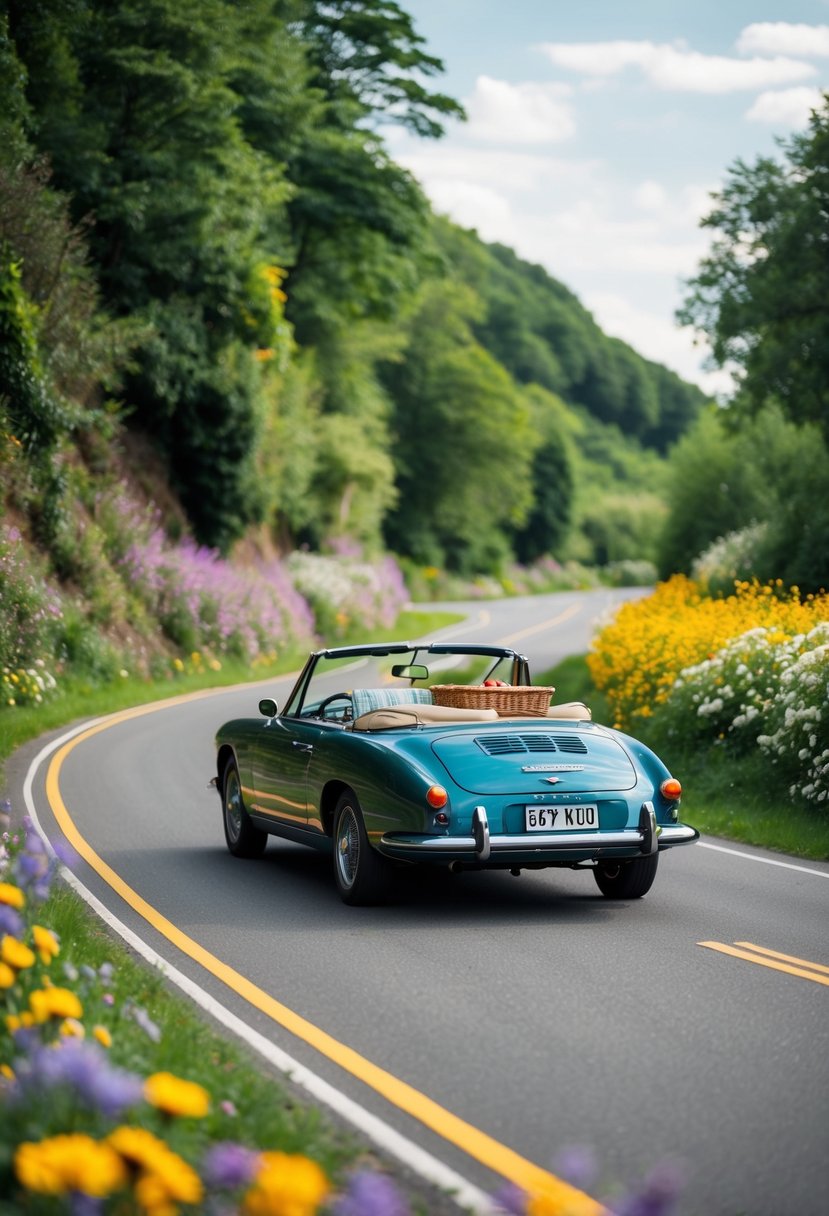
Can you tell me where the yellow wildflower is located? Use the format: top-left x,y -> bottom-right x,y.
60,1017 -> 85,1039
15,1133 -> 127,1198
0,961 -> 16,989
2,935 -> 36,971
243,1152 -> 330,1216
6,1011 -> 34,1032
108,1127 -> 203,1206
1,1063 -> 15,1080
29,986 -> 83,1023
0,882 -> 25,909
93,1024 -> 113,1049
33,924 -> 60,964
144,1071 -> 210,1118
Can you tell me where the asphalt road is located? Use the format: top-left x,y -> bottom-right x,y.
14,588 -> 829,1215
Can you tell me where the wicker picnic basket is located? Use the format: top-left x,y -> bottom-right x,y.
430,684 -> 555,717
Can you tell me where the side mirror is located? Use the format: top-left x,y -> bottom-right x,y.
259,698 -> 278,718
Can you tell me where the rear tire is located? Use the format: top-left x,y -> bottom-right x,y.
222,758 -> 267,858
333,789 -> 391,905
593,853 -> 658,899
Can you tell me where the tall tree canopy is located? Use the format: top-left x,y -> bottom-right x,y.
679,92 -> 829,446
2,0 -> 707,572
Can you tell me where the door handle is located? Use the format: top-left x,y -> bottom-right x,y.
292,741 -> 314,753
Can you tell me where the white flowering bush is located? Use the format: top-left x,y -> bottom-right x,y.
286,551 -> 408,641
660,626 -> 789,751
658,622 -> 829,807
757,623 -> 829,806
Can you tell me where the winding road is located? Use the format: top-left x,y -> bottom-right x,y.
12,588 -> 829,1216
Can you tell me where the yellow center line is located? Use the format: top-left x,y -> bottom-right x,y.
698,941 -> 829,986
733,941 -> 829,975
46,711 -> 603,1215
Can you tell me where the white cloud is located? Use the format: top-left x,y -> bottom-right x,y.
737,22 -> 829,58
746,85 -> 825,126
424,178 -> 514,239
463,76 -> 576,143
538,39 -> 817,93
394,140 -> 598,195
634,180 -> 668,211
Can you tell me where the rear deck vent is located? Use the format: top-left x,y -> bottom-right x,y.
476,733 -> 587,756
552,735 -> 588,754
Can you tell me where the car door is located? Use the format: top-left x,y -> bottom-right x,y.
249,714 -> 321,829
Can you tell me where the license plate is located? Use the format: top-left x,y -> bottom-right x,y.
525,804 -> 598,831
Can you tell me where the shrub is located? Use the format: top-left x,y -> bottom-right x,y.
0,525 -> 64,674
757,623 -> 829,806
286,552 -> 408,642
587,575 -> 828,733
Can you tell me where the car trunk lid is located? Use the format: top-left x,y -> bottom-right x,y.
430,726 -> 637,795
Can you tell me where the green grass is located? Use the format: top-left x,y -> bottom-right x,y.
540,656 -> 829,862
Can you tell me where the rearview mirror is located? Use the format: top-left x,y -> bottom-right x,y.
390,664 -> 429,680
259,698 -> 278,718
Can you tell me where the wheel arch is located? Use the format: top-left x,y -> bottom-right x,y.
320,780 -> 352,836
217,743 -> 237,788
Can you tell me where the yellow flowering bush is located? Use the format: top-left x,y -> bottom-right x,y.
589,577 -> 829,808
588,576 -> 828,731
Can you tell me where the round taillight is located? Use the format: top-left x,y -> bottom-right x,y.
426,785 -> 448,809
660,778 -> 682,800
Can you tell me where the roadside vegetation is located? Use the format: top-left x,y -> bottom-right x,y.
2,2 -> 829,1212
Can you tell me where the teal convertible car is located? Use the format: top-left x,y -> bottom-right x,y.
213,642 -> 699,905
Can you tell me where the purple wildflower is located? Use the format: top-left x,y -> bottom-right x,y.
490,1182 -> 527,1214
16,1040 -> 144,1118
202,1142 -> 260,1189
70,1194 -> 104,1216
53,838 -> 80,868
0,903 -> 24,938
553,1145 -> 599,1189
609,1160 -> 685,1216
124,1001 -> 161,1042
329,1170 -> 412,1216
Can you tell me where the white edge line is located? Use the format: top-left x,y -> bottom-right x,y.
699,840 -> 829,879
22,724 -> 497,1216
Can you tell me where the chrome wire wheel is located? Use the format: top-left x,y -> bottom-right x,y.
332,789 -> 391,905
335,803 -> 360,890
222,758 -> 267,858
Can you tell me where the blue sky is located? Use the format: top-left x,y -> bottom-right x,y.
388,3 -> 829,393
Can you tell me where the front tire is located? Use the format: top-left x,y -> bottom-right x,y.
222,758 -> 267,859
593,853 -> 658,899
333,790 -> 391,905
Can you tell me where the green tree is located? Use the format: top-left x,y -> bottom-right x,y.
296,0 -> 465,137
511,385 -> 574,564
679,93 -> 829,445
656,403 -> 829,591
383,280 -> 536,573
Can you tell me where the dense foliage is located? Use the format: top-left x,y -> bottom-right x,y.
1,0 -> 704,579
588,577 -> 829,811
674,93 -> 829,592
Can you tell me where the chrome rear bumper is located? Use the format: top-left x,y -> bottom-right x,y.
379,802 -> 699,863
